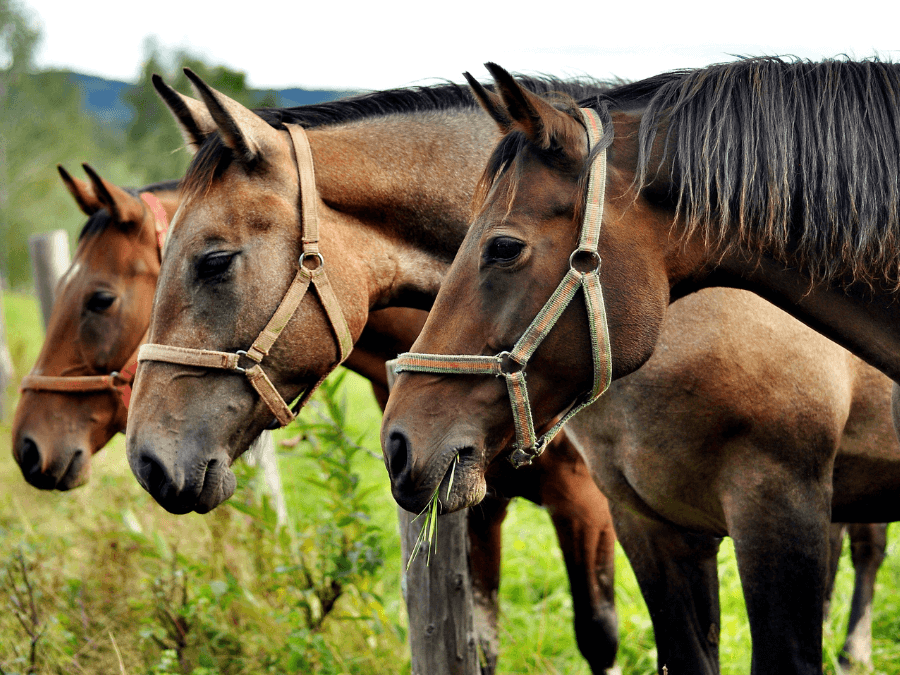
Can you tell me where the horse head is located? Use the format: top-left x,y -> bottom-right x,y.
12,164 -> 168,489
126,71 -> 370,514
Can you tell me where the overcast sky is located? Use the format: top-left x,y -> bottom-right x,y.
24,0 -> 900,91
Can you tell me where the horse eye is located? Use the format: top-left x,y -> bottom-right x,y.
484,237 -> 525,264
86,290 -> 116,313
197,251 -> 238,281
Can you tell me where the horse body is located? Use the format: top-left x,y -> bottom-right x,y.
381,60 -> 900,674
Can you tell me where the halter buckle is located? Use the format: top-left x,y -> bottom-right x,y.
234,350 -> 251,374
568,248 -> 601,274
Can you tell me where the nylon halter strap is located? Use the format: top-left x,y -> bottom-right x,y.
392,108 -> 613,469
19,192 -> 170,408
136,124 -> 354,428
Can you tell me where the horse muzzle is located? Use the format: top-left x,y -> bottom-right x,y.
129,439 -> 236,514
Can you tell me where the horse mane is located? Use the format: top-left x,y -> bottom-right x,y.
478,57 -> 900,288
181,77 -> 614,198
618,56 -> 900,288
78,179 -> 180,242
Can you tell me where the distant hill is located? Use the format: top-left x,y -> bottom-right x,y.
64,71 -> 357,129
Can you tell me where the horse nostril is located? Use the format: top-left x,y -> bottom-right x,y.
19,437 -> 42,476
139,452 -> 168,496
387,429 -> 411,480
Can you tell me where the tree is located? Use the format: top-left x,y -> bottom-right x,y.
0,0 -> 39,281
125,44 -> 276,183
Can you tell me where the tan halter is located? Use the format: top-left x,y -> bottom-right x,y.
19,192 -> 170,409
391,109 -> 613,468
136,124 -> 354,428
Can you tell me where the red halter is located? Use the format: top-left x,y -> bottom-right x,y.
19,192 -> 170,409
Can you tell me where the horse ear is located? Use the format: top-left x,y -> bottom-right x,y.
484,62 -> 580,153
463,71 -> 512,133
81,163 -> 145,228
152,74 -> 215,154
183,67 -> 279,168
58,164 -> 102,216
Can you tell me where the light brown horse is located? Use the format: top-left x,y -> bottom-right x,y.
381,60 -> 900,674
14,112 -> 618,672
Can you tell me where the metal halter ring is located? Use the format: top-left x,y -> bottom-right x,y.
569,248 -> 601,274
299,251 -> 325,270
496,351 -> 525,375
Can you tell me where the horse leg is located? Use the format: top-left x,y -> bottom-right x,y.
535,438 -> 619,674
824,523 -> 847,618
727,478 -> 831,675
609,501 -> 722,675
838,522 -> 887,671
467,493 -> 509,675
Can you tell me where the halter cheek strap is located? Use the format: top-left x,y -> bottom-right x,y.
136,124 -> 354,428
391,108 -> 613,468
19,193 -> 171,408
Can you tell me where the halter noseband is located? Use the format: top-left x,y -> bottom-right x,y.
136,124 -> 354,427
391,109 -> 613,468
19,192 -> 170,409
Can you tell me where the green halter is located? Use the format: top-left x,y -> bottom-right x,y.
391,108 -> 613,468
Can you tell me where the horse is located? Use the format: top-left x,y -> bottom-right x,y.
380,59 -> 900,674
15,90 -> 619,670
11,164 -> 176,489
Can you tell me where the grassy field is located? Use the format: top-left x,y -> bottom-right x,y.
1,290 -> 899,674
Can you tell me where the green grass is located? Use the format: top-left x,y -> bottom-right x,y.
2,291 -> 900,673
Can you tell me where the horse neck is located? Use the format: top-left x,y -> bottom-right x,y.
308,109 -> 499,309
606,108 -> 900,382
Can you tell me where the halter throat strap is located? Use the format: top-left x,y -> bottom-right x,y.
391,108 -> 612,468
137,124 -> 353,427
19,194 -> 172,407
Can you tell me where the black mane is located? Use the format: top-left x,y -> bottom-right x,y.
598,56 -> 900,287
182,76 -> 613,196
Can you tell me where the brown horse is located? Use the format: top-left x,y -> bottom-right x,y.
16,83 -> 619,670
381,60 -> 900,674
11,165 -> 176,489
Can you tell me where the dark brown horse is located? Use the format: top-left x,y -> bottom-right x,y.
17,81 -> 620,671
381,60 -> 900,674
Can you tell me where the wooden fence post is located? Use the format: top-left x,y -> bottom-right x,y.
399,508 -> 479,674
28,229 -> 70,329
387,365 -> 480,675
0,280 -> 15,419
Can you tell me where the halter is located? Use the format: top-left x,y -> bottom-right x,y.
391,109 -> 613,468
136,124 -> 354,427
19,193 -> 170,409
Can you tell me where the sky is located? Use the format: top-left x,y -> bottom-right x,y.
22,0 -> 900,91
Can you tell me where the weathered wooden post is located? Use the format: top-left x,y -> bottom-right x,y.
28,229 -> 70,329
388,365 -> 480,675
0,281 -> 15,419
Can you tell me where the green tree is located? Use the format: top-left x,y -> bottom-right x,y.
0,0 -> 40,281
125,44 -> 277,183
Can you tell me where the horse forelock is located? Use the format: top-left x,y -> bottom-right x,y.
617,56 -> 900,289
